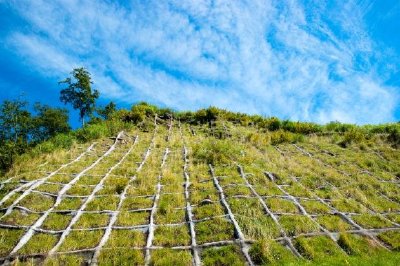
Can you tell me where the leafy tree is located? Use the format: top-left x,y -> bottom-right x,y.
97,101 -> 117,120
32,103 -> 70,142
0,99 -> 32,172
59,67 -> 99,127
0,99 -> 31,143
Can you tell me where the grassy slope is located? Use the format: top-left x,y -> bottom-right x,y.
0,119 -> 399,265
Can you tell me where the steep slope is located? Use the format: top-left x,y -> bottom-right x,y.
0,118 -> 400,265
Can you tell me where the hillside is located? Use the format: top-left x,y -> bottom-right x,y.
0,116 -> 400,265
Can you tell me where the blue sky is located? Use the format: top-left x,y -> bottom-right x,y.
0,0 -> 399,127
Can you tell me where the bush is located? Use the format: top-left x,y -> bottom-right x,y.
387,127 -> 400,148
340,128 -> 365,147
270,130 -> 304,145
74,123 -> 109,142
325,121 -> 355,133
51,133 -> 75,149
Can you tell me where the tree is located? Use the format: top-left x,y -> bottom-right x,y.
0,99 -> 32,172
97,101 -> 116,120
59,67 -> 99,127
32,103 -> 70,142
0,99 -> 32,143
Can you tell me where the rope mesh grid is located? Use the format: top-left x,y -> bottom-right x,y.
0,124 -> 399,265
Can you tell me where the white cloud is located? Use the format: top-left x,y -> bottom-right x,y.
3,0 -> 399,124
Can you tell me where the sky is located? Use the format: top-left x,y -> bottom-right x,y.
0,0 -> 399,127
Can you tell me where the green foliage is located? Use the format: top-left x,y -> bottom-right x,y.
59,67 -> 99,127
387,126 -> 400,148
340,128 -> 366,147
97,101 -> 117,120
270,130 -> 304,145
325,121 -> 355,132
32,103 -> 70,142
0,99 -> 31,143
73,123 -> 110,142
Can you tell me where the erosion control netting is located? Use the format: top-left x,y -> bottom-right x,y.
0,120 -> 399,265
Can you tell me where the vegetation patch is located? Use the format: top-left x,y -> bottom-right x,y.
201,245 -> 246,266
249,239 -> 298,265
378,231 -> 400,250
150,249 -> 192,266
153,225 -> 191,247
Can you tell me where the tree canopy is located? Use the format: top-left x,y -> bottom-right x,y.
59,67 -> 99,127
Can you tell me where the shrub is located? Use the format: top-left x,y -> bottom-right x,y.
270,130 -> 304,145
51,133 -> 75,149
340,128 -> 365,147
74,123 -> 109,142
387,127 -> 400,148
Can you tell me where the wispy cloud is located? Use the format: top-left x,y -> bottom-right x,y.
2,0 -> 399,124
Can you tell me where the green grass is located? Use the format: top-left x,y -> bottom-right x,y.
18,233 -> 58,254
155,208 -> 186,224
153,225 -> 190,247
279,215 -> 320,236
0,209 -> 40,226
192,203 -> 225,220
105,230 -> 145,247
36,183 -> 63,194
121,197 -> 154,210
0,229 -> 24,256
98,248 -> 144,266
294,236 -> 345,260
43,254 -> 86,265
300,200 -> 330,214
266,198 -> 299,213
195,217 -> 235,244
150,249 -> 192,266
41,213 -> 72,230
116,211 -> 149,226
201,245 -> 246,266
73,213 -> 110,228
338,233 -> 383,255
58,230 -> 104,251
351,214 -> 393,229
249,239 -> 298,265
378,231 -> 400,250
55,197 -> 83,210
18,193 -> 54,212
315,215 -> 353,231
236,215 -> 281,239
85,196 -> 119,211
